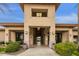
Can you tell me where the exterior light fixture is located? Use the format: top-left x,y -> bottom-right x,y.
37,27 -> 40,31
48,32 -> 49,35
25,31 -> 28,34
6,33 -> 8,36
52,32 -> 54,35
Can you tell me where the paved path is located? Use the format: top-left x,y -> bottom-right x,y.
18,47 -> 59,56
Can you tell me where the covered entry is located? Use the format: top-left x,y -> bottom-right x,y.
29,27 -> 50,47
15,31 -> 24,44
55,31 -> 69,43
9,30 -> 24,44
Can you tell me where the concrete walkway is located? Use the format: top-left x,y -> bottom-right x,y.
18,47 -> 59,56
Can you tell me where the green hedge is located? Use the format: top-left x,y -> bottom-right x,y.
5,42 -> 21,52
55,42 -> 78,56
72,51 -> 79,56
0,47 -> 5,52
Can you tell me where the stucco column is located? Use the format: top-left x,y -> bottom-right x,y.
62,32 -> 69,43
5,29 -> 10,43
49,27 -> 55,48
10,31 -> 16,42
45,28 -> 48,46
24,27 -> 30,48
29,28 -> 33,47
68,29 -> 73,42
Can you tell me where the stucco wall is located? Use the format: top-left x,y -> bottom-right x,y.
56,27 -> 74,42
73,31 -> 78,35
62,32 -> 69,43
5,27 -> 24,42
24,4 -> 55,27
10,31 -> 16,42
0,31 -> 5,42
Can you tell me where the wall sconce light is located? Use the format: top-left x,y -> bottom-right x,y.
37,27 -> 40,31
52,32 -> 54,35
48,32 -> 50,35
25,31 -> 28,34
6,33 -> 8,36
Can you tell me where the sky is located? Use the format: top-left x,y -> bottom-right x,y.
0,3 -> 78,24
0,3 -> 24,23
56,3 -> 78,24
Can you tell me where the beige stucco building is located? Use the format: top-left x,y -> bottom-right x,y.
0,3 -> 78,48
0,23 -> 78,48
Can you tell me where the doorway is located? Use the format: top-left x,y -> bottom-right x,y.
15,31 -> 24,44
33,28 -> 45,46
55,32 -> 62,43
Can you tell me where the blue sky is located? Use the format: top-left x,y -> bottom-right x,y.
0,3 -> 78,24
0,3 -> 24,23
56,3 -> 78,24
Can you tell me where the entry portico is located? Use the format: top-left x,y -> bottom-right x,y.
24,3 -> 59,48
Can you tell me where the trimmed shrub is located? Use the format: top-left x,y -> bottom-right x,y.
16,41 -> 22,44
55,42 -> 78,56
0,47 -> 5,52
72,51 -> 79,56
5,42 -> 21,52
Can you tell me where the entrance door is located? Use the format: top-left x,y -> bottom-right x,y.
33,28 -> 45,46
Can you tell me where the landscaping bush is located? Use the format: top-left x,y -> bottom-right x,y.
72,51 -> 79,56
0,47 -> 5,52
5,42 -> 21,52
55,42 -> 78,56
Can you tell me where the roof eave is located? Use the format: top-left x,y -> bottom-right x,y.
20,3 -> 60,12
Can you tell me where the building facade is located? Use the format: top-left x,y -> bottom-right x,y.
0,4 -> 78,48
0,23 -> 78,48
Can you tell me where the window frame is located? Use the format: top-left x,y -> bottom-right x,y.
31,9 -> 48,17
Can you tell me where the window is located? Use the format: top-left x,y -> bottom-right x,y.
73,36 -> 78,43
32,9 -> 48,17
36,13 -> 42,17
